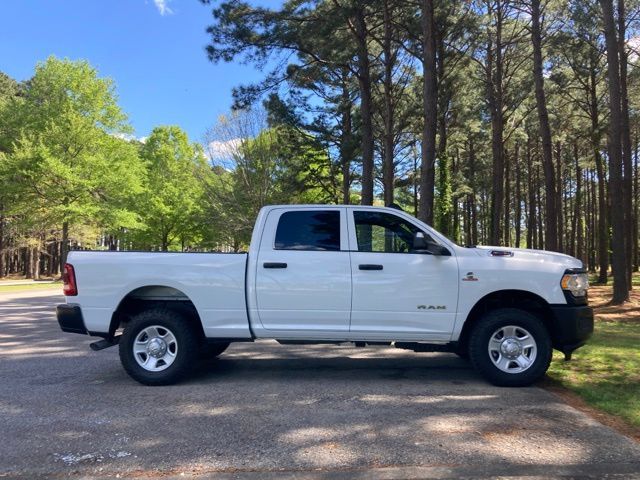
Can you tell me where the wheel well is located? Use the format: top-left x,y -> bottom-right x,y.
109,286 -> 204,339
456,290 -> 553,354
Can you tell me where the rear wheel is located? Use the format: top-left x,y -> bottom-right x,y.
469,308 -> 552,387
119,308 -> 201,386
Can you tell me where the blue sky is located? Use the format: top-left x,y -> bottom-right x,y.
0,0 -> 280,142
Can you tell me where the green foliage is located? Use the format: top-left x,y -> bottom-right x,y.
0,72 -> 23,154
1,57 -> 143,243
0,72 -> 21,100
435,154 -> 453,237
134,126 -> 207,251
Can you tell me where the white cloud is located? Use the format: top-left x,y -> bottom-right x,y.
153,0 -> 173,16
112,133 -> 147,143
206,138 -> 243,161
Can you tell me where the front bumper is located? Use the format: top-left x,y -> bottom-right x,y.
549,304 -> 594,353
56,304 -> 88,335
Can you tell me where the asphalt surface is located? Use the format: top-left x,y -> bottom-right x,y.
1,290 -> 640,479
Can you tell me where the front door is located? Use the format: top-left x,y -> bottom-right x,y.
348,210 -> 459,340
255,208 -> 351,332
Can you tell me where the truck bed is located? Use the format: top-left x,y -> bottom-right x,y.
68,251 -> 251,338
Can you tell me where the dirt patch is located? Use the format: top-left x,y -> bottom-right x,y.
588,285 -> 640,322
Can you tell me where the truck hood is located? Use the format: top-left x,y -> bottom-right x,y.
473,246 -> 583,269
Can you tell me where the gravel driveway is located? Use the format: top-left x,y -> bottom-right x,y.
1,290 -> 640,479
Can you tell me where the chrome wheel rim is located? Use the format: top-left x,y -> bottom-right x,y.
133,325 -> 178,372
488,325 -> 537,374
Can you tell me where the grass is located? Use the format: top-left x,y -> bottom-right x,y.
0,282 -> 62,293
547,322 -> 640,428
546,278 -> 640,431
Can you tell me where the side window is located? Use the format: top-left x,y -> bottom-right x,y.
275,210 -> 341,251
354,211 -> 432,253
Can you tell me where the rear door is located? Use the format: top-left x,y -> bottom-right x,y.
348,209 -> 459,340
255,208 -> 351,332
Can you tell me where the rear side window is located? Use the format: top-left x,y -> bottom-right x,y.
274,210 -> 341,251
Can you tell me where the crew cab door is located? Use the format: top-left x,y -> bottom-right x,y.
348,210 -> 459,340
255,208 -> 351,332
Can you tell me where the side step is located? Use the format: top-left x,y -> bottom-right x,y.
394,342 -> 453,353
90,336 -> 121,351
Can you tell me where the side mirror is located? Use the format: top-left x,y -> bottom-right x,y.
413,232 -> 429,251
413,232 -> 450,256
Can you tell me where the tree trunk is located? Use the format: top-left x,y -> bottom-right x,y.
381,0 -> 395,205
571,183 -> 577,258
468,138 -> 478,246
588,62 -> 609,283
24,248 -> 31,279
527,136 -> 535,249
633,132 -> 639,271
419,0 -> 437,224
487,8 -> 505,245
515,143 -> 522,248
452,150 -> 460,243
32,246 -> 40,281
556,142 -> 564,252
537,164 -> 544,249
504,148 -> 511,246
587,169 -> 596,271
531,0 -> 558,252
465,197 -> 472,245
60,221 -> 69,273
339,78 -> 353,205
600,0 -> 629,303
353,6 -> 374,205
574,142 -> 584,262
52,240 -> 60,276
617,0 -> 633,287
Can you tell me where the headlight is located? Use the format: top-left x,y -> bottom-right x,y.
561,272 -> 589,297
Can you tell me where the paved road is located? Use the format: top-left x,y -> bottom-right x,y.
1,290 -> 640,479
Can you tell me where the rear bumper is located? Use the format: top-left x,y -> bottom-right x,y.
56,304 -> 88,335
549,304 -> 594,353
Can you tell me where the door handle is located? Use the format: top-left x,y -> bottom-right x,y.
263,262 -> 287,269
359,264 -> 383,270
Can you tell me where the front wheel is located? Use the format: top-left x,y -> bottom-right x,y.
468,308 -> 552,387
119,308 -> 201,386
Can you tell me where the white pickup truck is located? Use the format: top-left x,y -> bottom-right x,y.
57,205 -> 593,387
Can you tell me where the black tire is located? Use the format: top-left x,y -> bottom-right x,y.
200,342 -> 230,359
454,349 -> 469,361
119,308 -> 201,386
468,308 -> 552,387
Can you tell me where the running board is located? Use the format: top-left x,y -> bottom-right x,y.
394,342 -> 453,353
90,336 -> 121,351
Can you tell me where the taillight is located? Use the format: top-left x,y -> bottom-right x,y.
62,263 -> 78,296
